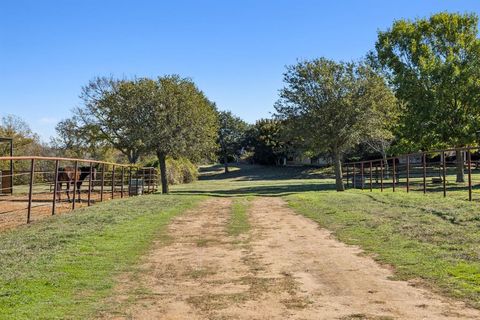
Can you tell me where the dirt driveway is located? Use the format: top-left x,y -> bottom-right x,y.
104,197 -> 480,319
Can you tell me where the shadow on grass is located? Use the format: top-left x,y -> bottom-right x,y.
174,164 -> 337,197
171,182 -> 336,197
199,164 -> 333,181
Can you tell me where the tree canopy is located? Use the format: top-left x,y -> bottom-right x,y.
275,58 -> 397,191
245,119 -> 289,165
144,75 -> 218,193
375,12 -> 480,181
67,75 -> 218,193
75,77 -> 155,164
0,115 -> 43,157
217,111 -> 249,173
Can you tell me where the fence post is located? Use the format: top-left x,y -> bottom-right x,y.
128,167 -> 132,196
392,158 -> 396,192
423,152 -> 427,194
150,168 -> 154,192
142,168 -> 149,193
121,167 -> 125,198
9,141 -> 13,195
100,163 -> 105,202
346,165 -> 349,188
468,150 -> 472,201
72,161 -> 78,210
27,158 -> 35,223
111,165 -> 115,199
360,162 -> 364,190
87,162 -> 93,206
406,155 -> 410,193
380,161 -> 384,192
353,164 -> 356,188
52,160 -> 59,215
442,151 -> 446,197
146,168 -> 150,193
369,161 -> 373,191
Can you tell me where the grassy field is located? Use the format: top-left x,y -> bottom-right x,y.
0,194 -> 202,319
2,163 -> 480,318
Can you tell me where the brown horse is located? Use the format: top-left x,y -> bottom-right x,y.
56,166 -> 97,202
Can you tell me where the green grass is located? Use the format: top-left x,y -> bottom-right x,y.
227,197 -> 252,236
0,194 -> 201,319
285,189 -> 480,307
172,164 -> 336,197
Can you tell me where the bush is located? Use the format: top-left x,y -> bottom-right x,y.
145,157 -> 198,185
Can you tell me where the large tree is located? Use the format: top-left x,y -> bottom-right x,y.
275,58 -> 397,191
375,12 -> 480,182
145,75 -> 218,193
217,111 -> 249,173
74,76 -> 217,193
76,77 -> 153,163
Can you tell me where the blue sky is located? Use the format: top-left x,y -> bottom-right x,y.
1,0 -> 480,141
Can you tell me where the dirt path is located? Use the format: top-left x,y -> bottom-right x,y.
104,197 -> 480,319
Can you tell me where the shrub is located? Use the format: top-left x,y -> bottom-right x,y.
145,157 -> 198,185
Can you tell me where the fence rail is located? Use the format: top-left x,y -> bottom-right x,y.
343,146 -> 480,201
0,156 -> 158,230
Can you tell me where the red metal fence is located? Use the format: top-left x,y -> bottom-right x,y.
0,156 -> 158,230
343,146 -> 480,201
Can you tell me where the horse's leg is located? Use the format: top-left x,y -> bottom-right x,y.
77,181 -> 82,202
66,182 -> 71,202
56,182 -> 61,201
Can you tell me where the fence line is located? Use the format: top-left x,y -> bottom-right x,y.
343,146 -> 480,201
0,156 -> 158,229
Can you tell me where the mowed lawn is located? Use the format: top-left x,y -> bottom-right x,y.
2,164 -> 480,318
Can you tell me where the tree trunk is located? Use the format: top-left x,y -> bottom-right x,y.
157,151 -> 169,194
334,151 -> 345,191
456,149 -> 465,183
128,154 -> 138,164
224,155 -> 229,174
383,154 -> 389,179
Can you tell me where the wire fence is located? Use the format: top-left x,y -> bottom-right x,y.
0,156 -> 158,230
343,146 -> 480,201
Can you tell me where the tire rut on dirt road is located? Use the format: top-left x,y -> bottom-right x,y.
103,196 -> 480,320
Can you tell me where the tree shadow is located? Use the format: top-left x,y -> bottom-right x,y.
199,164 -> 333,181
173,164 -> 336,197
171,182 -> 335,197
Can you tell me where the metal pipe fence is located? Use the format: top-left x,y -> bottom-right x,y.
0,156 -> 158,230
343,146 -> 480,201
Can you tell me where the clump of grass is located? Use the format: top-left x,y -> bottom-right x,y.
186,292 -> 248,311
227,197 -> 252,236
185,267 -> 217,279
0,194 -> 201,319
196,237 -> 221,247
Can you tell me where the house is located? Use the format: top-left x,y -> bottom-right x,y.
398,154 -> 422,164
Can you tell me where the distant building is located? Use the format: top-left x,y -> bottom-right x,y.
286,155 -> 330,166
398,154 -> 422,164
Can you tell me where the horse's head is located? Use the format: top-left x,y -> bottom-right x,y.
79,166 -> 97,181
